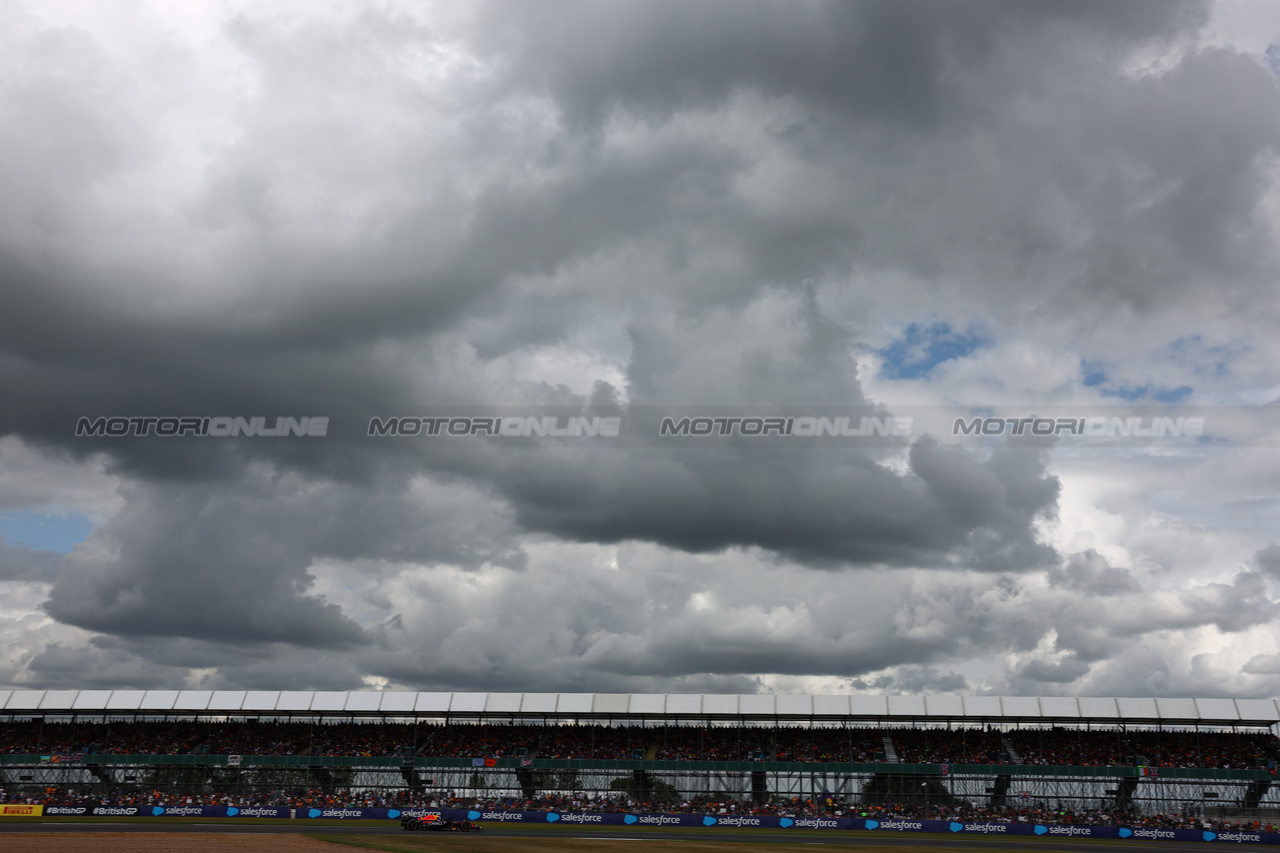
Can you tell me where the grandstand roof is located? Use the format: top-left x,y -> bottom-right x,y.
1,690 -> 1277,726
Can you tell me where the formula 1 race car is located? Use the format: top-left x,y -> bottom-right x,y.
400,813 -> 484,832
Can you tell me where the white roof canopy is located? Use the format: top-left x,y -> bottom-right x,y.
1,690 -> 1276,726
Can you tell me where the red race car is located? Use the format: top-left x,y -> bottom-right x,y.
401,813 -> 484,832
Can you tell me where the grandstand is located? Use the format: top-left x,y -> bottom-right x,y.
2,690 -> 1280,825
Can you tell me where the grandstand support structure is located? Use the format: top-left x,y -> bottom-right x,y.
5,690 -> 1280,817
3,754 -> 1278,816
1115,776 -> 1140,810
1245,779 -> 1273,810
988,773 -> 1012,808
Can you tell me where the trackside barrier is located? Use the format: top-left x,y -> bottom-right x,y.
41,805 -> 290,818
37,804 -> 1280,841
0,805 -> 43,816
301,807 -> 1280,843
297,807 -> 397,820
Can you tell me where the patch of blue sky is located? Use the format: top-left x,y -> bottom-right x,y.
1151,385 -> 1193,403
0,511 -> 94,554
878,322 -> 991,380
1081,360 -> 1107,387
1168,334 -> 1239,377
1079,360 -> 1192,403
1096,383 -> 1193,403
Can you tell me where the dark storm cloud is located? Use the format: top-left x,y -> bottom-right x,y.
460,303 -> 1060,569
2,0 -> 1272,454
1048,549 -> 1140,595
496,440 -> 1058,568
21,641 -> 190,691
875,667 -> 970,694
478,0 -> 1202,129
5,247 -> 1060,579
1074,49 -> 1280,312
1254,544 -> 1280,578
42,481 -> 369,647
1,0 -> 1277,693
468,0 -> 1280,322
90,635 -> 372,692
335,541 -> 1056,692
1047,570 -> 1275,663
39,470 -> 523,648
0,537 -> 62,582
19,634 -> 371,691
1176,570 -> 1273,633
1018,653 -> 1091,685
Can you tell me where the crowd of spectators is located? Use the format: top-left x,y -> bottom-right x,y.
0,721 -> 441,758
0,721 -> 218,756
892,728 -> 1005,764
0,720 -> 1276,769
1008,728 -> 1278,769
537,724 -> 650,759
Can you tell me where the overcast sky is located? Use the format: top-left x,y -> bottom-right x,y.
2,0 -> 1280,699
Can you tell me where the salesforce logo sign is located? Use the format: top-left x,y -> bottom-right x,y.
779,818 -> 793,828
624,815 -> 638,825
1035,826 -> 1048,835
308,809 -> 322,819
546,813 -> 559,822
864,819 -> 879,829
387,810 -> 400,819
1119,828 -> 1133,838
152,807 -> 165,817
468,810 -> 482,821
1219,832 -> 1263,843
703,817 -> 717,826
950,822 -> 964,833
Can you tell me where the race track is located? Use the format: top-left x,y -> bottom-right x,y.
0,821 -> 1227,852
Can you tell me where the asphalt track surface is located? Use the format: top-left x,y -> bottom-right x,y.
0,822 -> 1226,852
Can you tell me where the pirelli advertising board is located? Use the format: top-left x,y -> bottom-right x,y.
0,804 -> 43,817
